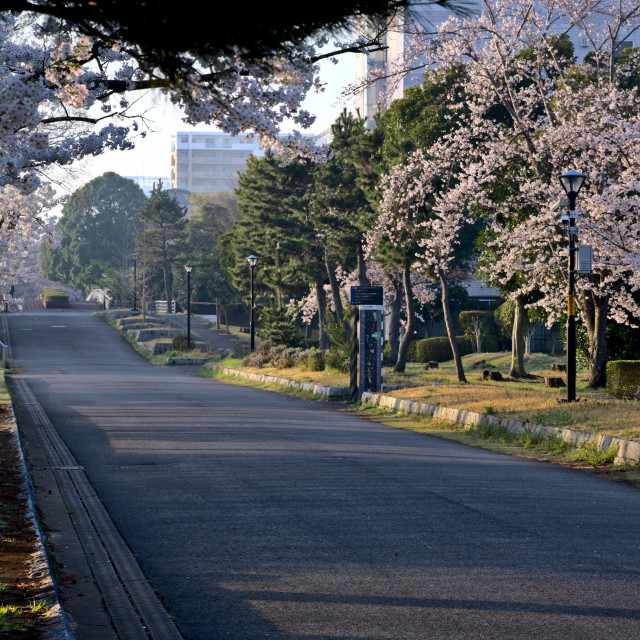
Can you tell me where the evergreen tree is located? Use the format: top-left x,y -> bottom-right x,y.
222,152 -> 328,343
40,172 -> 145,293
175,192 -> 239,310
136,182 -> 187,312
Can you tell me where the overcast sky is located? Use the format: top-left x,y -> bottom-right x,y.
64,49 -> 356,192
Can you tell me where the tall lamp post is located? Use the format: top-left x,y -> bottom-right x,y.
559,169 -> 587,403
184,263 -> 193,349
132,253 -> 138,312
247,255 -> 258,352
101,272 -> 107,311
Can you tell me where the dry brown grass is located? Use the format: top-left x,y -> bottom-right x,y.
388,384 -> 640,440
238,364 -> 348,387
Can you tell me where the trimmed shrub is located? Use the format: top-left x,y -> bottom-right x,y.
606,360 -> 640,398
482,335 -> 501,353
40,287 -> 70,308
190,302 -> 218,315
408,335 -> 473,363
325,347 -> 347,371
172,335 -> 191,351
274,347 -> 299,369
297,348 -> 326,371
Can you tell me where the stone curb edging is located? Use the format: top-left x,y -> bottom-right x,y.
208,365 -> 351,398
361,391 -> 640,466
6,396 -> 73,639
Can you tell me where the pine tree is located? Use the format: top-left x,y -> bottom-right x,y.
136,182 -> 187,312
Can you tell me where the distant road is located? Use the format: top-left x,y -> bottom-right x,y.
18,299 -> 101,311
8,309 -> 640,640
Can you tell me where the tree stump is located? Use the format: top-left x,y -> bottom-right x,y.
483,370 -> 503,381
545,376 -> 566,388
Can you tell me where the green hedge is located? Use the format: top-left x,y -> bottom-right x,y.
408,335 -> 473,363
39,287 -> 69,308
482,334 -> 501,353
191,302 -> 217,314
606,360 -> 640,398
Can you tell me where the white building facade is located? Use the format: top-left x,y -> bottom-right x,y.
170,132 -> 264,194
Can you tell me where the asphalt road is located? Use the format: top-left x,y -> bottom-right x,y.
8,310 -> 640,640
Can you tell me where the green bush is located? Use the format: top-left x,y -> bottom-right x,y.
40,287 -> 69,308
408,335 -> 473,363
482,335 -> 501,353
172,335 -> 191,351
606,360 -> 640,398
190,302 -> 217,314
298,348 -> 325,371
325,347 -> 347,371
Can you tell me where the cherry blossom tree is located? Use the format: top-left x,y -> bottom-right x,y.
369,149 -> 473,378
366,0 -> 640,386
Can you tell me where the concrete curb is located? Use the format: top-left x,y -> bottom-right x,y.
207,365 -> 351,398
361,391 -> 640,466
6,394 -> 74,640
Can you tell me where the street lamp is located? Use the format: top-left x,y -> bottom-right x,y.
247,255 -> 258,352
184,263 -> 193,349
132,253 -> 138,312
101,273 -> 107,311
559,169 -> 587,403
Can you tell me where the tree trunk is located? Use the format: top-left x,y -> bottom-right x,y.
510,295 -> 527,377
388,274 -> 402,365
582,290 -> 609,388
316,281 -> 329,350
356,244 -> 368,287
440,269 -> 467,383
325,251 -> 343,324
394,261 -> 414,373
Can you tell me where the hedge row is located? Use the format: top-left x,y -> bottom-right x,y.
39,287 -> 69,308
191,302 -> 217,314
407,336 -> 473,363
606,360 -> 640,398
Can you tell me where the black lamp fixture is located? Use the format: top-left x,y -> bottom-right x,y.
559,170 -> 587,207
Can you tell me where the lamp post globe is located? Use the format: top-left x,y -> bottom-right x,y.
559,170 -> 587,210
247,256 -> 258,352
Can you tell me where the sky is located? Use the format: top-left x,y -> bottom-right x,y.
66,50 -> 357,191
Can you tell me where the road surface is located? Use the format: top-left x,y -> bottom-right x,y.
7,310 -> 640,639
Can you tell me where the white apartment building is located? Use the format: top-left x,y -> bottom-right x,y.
170,132 -> 264,194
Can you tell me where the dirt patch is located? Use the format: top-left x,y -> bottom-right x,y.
0,415 -> 50,639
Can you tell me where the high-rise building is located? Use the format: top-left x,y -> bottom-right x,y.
170,131 -> 264,194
